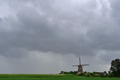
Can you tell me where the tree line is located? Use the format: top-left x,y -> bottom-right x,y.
60,58 -> 120,77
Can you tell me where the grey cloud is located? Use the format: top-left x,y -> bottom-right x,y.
0,52 -> 110,74
83,0 -> 120,52
0,18 -> 2,22
2,52 -> 78,74
0,1 -> 97,58
96,50 -> 120,63
0,0 -> 119,62
109,0 -> 120,25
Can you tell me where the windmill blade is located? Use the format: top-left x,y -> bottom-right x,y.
81,64 -> 89,66
79,57 -> 81,65
72,65 -> 79,67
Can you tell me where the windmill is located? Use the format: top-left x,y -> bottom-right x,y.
73,57 -> 89,74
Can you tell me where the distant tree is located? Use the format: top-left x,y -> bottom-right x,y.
110,58 -> 120,77
70,71 -> 73,74
78,73 -> 84,76
74,71 -> 77,73
84,71 -> 87,74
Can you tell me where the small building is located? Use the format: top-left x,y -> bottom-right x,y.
77,72 -> 81,74
99,72 -> 106,75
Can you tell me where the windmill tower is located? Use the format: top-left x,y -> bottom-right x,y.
73,57 -> 89,74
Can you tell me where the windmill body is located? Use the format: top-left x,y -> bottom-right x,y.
73,57 -> 89,74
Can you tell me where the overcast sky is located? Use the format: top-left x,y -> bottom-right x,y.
0,0 -> 120,74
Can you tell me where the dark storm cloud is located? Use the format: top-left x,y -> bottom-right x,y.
0,0 -> 120,61
97,50 -> 120,63
0,0 -> 99,58
109,0 -> 120,24
91,0 -> 120,62
0,18 -> 2,22
74,0 -> 120,63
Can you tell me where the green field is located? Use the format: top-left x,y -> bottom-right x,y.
0,74 -> 119,80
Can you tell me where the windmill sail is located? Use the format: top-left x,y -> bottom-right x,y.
79,57 -> 81,65
81,64 -> 89,66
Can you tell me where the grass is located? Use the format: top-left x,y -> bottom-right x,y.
0,74 -> 119,80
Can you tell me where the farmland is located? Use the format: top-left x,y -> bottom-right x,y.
0,74 -> 119,80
